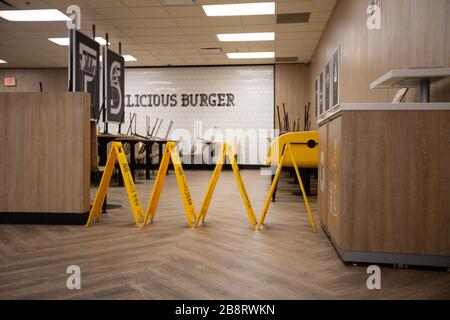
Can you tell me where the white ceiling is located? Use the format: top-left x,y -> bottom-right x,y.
0,0 -> 337,67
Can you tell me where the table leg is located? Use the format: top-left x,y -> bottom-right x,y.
145,142 -> 151,180
420,78 -> 430,103
98,140 -> 108,166
158,142 -> 163,165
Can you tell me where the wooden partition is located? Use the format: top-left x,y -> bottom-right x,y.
318,103 -> 450,268
0,92 -> 91,224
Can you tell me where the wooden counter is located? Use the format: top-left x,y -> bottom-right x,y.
0,92 -> 91,224
318,103 -> 450,268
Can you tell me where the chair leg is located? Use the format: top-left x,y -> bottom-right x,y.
301,169 -> 311,196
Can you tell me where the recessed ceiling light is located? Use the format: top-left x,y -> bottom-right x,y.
0,59 -> 7,64
123,55 -> 137,62
217,32 -> 275,42
48,37 -> 110,46
202,2 -> 275,16
0,9 -> 70,22
227,52 -> 275,59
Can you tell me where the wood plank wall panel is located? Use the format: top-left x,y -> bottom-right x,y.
318,124 -> 328,228
341,111 -> 450,256
326,116 -> 342,246
0,68 -> 67,92
0,92 -> 90,214
310,0 -> 450,104
275,63 -> 314,131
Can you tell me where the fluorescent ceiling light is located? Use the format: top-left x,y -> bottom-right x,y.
217,32 -> 275,42
123,55 -> 137,62
0,9 -> 70,22
202,2 -> 275,16
48,37 -> 110,46
227,52 -> 275,59
0,59 -> 6,63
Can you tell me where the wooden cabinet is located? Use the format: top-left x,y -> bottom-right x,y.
0,92 -> 91,224
318,103 -> 450,268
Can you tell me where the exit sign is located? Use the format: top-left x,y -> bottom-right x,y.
4,77 -> 17,87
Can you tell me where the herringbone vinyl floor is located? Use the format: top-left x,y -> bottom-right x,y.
0,170 -> 449,299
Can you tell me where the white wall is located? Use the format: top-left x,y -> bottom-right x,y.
105,65 -> 275,165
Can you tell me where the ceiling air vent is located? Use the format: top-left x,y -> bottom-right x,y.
162,0 -> 196,5
276,57 -> 299,63
200,47 -> 223,54
276,12 -> 310,24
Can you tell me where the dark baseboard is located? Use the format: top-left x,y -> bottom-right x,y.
0,211 -> 89,225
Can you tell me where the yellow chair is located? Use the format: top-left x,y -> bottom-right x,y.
266,131 -> 319,168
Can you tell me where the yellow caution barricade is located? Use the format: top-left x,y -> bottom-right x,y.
257,143 -> 317,233
195,143 -> 258,230
86,142 -> 145,227
141,141 -> 197,228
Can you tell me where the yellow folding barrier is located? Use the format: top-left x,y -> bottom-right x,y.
86,142 -> 145,227
257,143 -> 317,233
195,143 -> 258,230
86,141 -> 315,233
141,141 -> 197,228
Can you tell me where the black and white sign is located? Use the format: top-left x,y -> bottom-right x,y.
319,70 -> 324,115
325,61 -> 331,111
104,48 -> 125,123
70,30 -> 100,119
332,47 -> 340,108
315,78 -> 318,117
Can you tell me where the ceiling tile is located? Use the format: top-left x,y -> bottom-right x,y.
86,0 -> 125,8
130,7 -> 170,18
212,26 -> 245,33
166,6 -> 205,18
151,27 -> 185,35
95,8 -> 136,19
143,18 -> 178,28
182,27 -> 213,35
121,0 -> 161,7
175,18 -> 210,27
207,17 -> 243,26
132,36 -> 163,43
160,35 -> 192,43
109,19 -> 147,29
1,0 -> 336,67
